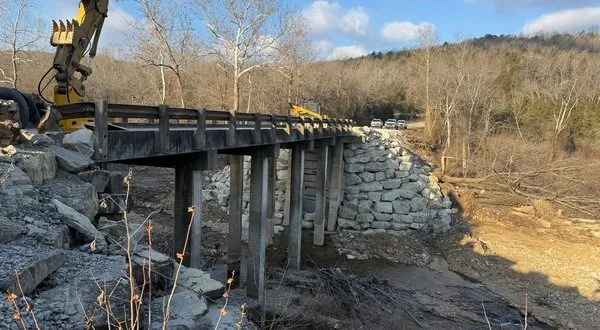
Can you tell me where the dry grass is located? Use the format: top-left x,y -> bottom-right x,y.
443,133 -> 600,219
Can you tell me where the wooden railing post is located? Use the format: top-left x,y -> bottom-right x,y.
194,108 -> 206,150
270,114 -> 277,142
154,104 -> 169,154
228,113 -> 236,147
253,113 -> 262,144
94,99 -> 108,161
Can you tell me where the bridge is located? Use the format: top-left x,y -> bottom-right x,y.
55,100 -> 356,309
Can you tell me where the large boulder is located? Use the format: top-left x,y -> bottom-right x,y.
174,266 -> 225,300
50,179 -> 99,220
77,170 -> 110,193
150,290 -> 209,330
132,247 -> 175,289
14,150 -> 56,185
48,145 -> 93,173
97,218 -> 145,255
0,239 -> 65,295
34,251 -> 128,329
52,199 -> 105,245
62,128 -> 94,157
0,163 -> 33,196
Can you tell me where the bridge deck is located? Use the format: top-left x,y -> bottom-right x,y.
56,101 -> 355,163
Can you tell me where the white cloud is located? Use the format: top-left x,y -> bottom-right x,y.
380,21 -> 435,43
313,39 -> 334,55
467,0 -> 598,12
340,8 -> 369,36
327,45 -> 368,60
522,7 -> 600,35
303,1 -> 369,37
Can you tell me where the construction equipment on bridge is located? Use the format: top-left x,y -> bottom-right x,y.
0,0 -> 108,140
289,101 -> 327,120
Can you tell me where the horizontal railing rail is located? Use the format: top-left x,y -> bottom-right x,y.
55,101 -> 356,162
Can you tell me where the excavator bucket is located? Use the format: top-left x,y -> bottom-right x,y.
50,19 -> 79,46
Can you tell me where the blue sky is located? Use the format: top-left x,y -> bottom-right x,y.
41,0 -> 600,59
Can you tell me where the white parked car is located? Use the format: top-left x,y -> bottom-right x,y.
370,118 -> 383,128
384,119 -> 397,129
396,120 -> 407,129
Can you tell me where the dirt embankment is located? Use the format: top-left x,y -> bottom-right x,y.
398,128 -> 600,329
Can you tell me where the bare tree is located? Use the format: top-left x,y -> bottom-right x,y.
276,15 -> 313,104
193,0 -> 294,113
0,0 -> 43,88
134,0 -> 197,107
416,24 -> 438,142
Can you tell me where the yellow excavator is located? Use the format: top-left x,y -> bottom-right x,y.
289,101 -> 327,120
0,0 -> 108,138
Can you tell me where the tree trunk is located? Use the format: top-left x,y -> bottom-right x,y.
175,72 -> 185,108
11,49 -> 17,88
232,74 -> 239,114
246,73 -> 252,113
287,70 -> 293,104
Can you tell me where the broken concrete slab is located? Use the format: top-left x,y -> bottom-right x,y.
47,145 -> 93,173
0,239 -> 65,295
52,199 -> 105,245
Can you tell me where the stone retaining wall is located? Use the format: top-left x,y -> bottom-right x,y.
328,127 -> 456,234
203,127 -> 457,235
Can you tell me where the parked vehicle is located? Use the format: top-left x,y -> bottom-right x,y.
396,120 -> 407,129
384,119 -> 397,129
370,118 -> 383,128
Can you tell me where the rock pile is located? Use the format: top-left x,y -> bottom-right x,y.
202,128 -> 457,236
335,127 -> 456,234
0,128 -> 230,329
203,150 -> 290,229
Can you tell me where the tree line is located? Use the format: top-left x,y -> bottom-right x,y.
1,0 -> 600,161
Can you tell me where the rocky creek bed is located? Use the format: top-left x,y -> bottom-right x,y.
0,128 -> 245,329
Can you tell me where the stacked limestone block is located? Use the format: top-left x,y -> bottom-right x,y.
337,127 -> 456,234
203,151 -> 290,229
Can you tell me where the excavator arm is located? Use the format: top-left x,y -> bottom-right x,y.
289,102 -> 327,120
1,0 -> 109,143
51,0 -> 108,104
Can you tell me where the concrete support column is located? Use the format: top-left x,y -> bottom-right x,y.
287,145 -> 305,270
247,151 -> 268,309
228,155 -> 244,266
313,146 -> 329,246
174,161 -> 202,268
327,143 -> 344,232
